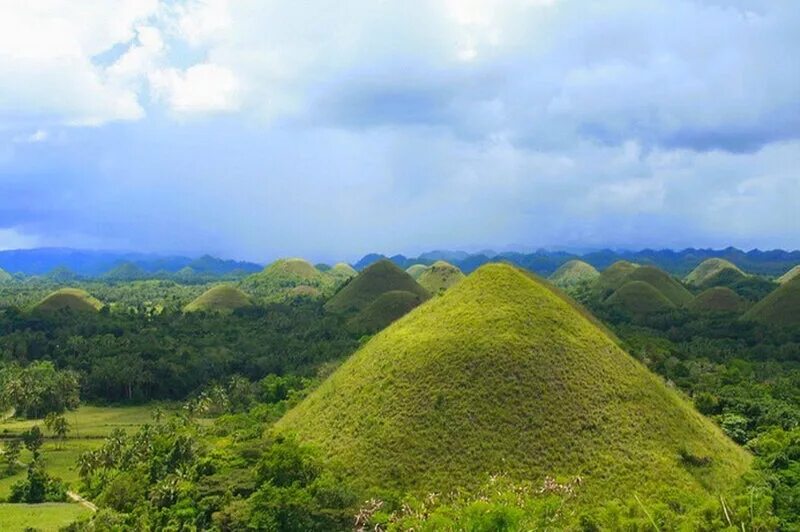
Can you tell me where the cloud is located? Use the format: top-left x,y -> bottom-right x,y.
149,63 -> 241,114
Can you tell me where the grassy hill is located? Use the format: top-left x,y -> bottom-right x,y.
595,260 -> 639,294
778,265 -> 800,284
32,288 -> 103,313
277,263 -> 749,504
406,264 -> 429,280
743,277 -> 800,327
606,280 -> 677,315
241,258 -> 334,301
328,262 -> 358,282
183,285 -> 252,313
689,287 -> 747,313
346,290 -> 427,334
416,261 -> 465,294
325,259 -> 429,315
0,267 -> 12,283
685,258 -> 746,288
549,259 -> 599,288
102,261 -> 147,281
625,265 -> 694,306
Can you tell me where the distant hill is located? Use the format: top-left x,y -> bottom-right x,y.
277,263 -> 750,501
346,290 -> 427,334
743,277 -> 800,327
606,280 -> 676,315
102,261 -> 148,281
327,262 -> 358,282
325,260 -> 429,315
778,265 -> 800,284
689,287 -> 746,313
32,288 -> 103,313
549,259 -> 599,288
0,267 -> 12,283
416,261 -> 465,294
405,264 -> 428,280
626,266 -> 694,306
685,258 -> 746,288
595,260 -> 640,294
241,258 -> 334,301
184,285 -> 252,313
45,266 -> 81,283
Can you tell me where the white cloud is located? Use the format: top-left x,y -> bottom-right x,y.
13,130 -> 49,143
149,63 -> 240,113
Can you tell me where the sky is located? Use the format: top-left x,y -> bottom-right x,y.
0,0 -> 798,262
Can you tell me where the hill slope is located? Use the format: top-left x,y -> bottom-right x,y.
606,280 -> 676,315
32,288 -> 103,313
405,264 -> 429,280
0,267 -> 11,282
183,285 -> 252,313
778,265 -> 800,285
743,277 -> 800,327
685,258 -> 746,288
595,260 -> 639,294
549,260 -> 599,288
241,258 -> 333,301
325,260 -> 429,314
416,261 -> 465,294
277,263 -> 749,502
689,287 -> 746,313
626,266 -> 694,306
346,290 -> 427,334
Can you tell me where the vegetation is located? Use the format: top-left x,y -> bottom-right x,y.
686,258 -> 746,287
405,264 -> 428,280
415,261 -> 465,294
324,260 -> 429,315
689,286 -> 747,313
0,268 -> 12,283
31,288 -> 103,314
548,259 -> 599,289
241,258 -> 338,302
0,503 -> 91,531
625,265 -> 694,306
605,280 -> 676,316
778,264 -> 800,284
278,264 -> 750,509
594,260 -> 639,296
346,290 -> 426,334
743,277 -> 800,327
183,285 -> 252,313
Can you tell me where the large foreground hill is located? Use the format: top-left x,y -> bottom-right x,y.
277,263 -> 749,502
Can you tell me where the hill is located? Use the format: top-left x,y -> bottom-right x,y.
416,261 -> 465,294
606,280 -> 676,315
346,290 -> 427,334
405,264 -> 428,280
549,260 -> 599,288
277,263 -> 749,502
595,260 -> 639,294
32,288 -> 103,313
102,261 -> 148,281
327,262 -> 358,282
743,277 -> 800,327
183,285 -> 252,313
685,258 -> 746,288
241,258 -> 334,301
689,287 -> 746,313
325,260 -> 429,315
0,267 -> 11,282
778,265 -> 800,284
626,265 -> 694,306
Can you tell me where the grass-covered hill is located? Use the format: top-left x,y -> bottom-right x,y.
405,264 -> 429,280
416,261 -> 465,294
549,259 -> 599,288
325,259 -> 429,315
605,280 -> 676,315
102,261 -> 148,281
742,277 -> 800,327
595,260 -> 639,294
240,258 -> 334,301
0,267 -> 11,283
32,288 -> 103,313
778,265 -> 800,285
328,262 -> 358,281
277,263 -> 750,503
685,258 -> 746,288
626,265 -> 694,306
183,285 -> 252,313
689,287 -> 747,314
346,290 -> 427,334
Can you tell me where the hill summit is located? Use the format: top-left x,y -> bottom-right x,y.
241,258 -> 333,301
743,277 -> 800,327
689,287 -> 746,313
685,258 -> 746,288
778,265 -> 800,285
32,288 -> 103,313
549,259 -> 599,288
325,259 -> 429,314
416,261 -> 465,294
277,263 -> 749,502
184,285 -> 252,313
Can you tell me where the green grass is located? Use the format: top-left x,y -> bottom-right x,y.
0,268 -> 11,283
626,265 -> 694,306
31,288 -> 103,313
405,264 -> 428,280
685,258 -> 746,288
549,260 -> 599,288
346,290 -> 426,334
689,287 -> 746,313
606,280 -> 676,315
329,262 -> 357,281
742,277 -> 800,327
240,258 -> 337,302
778,264 -> 800,284
183,284 -> 252,313
416,261 -> 465,294
325,259 -> 430,314
595,260 -> 639,293
0,503 -> 91,531
276,263 -> 750,506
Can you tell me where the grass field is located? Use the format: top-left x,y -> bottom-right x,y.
0,503 -> 91,531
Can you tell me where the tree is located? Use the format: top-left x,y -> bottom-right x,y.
3,439 -> 22,473
44,413 -> 70,449
22,426 -> 44,459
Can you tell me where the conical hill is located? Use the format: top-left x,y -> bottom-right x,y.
325,259 -> 429,314
241,258 -> 333,301
184,285 -> 252,313
743,277 -> 800,327
606,280 -> 676,315
32,288 -> 103,313
549,259 -> 599,288
277,263 -> 749,502
778,265 -> 800,285
595,260 -> 639,294
416,260 -> 465,294
689,287 -> 746,314
686,258 -> 746,288
625,265 -> 694,306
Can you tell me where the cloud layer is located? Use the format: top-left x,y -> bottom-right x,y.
0,0 -> 798,260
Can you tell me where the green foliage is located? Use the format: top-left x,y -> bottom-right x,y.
2,439 -> 22,474
325,259 -> 429,315
743,277 -> 800,327
346,290 -> 426,334
549,259 -> 600,289
778,264 -> 800,284
0,502 -> 91,531
405,264 -> 428,280
183,284 -> 253,313
626,265 -> 694,306
241,258 -> 339,302
9,459 -> 67,503
416,261 -> 465,294
31,288 -> 103,313
594,260 -> 639,296
278,264 -> 750,505
689,287 -> 747,313
606,280 -> 676,316
0,361 -> 80,418
686,258 -> 746,288
0,267 -> 12,283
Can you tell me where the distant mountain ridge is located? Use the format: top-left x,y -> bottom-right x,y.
355,247 -> 800,277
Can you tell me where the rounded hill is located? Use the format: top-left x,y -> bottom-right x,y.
329,262 -> 357,280
689,287 -> 746,313
416,261 -> 465,294
277,263 -> 749,502
606,280 -> 676,315
346,290 -> 426,334
241,258 -> 333,301
0,267 -> 12,283
325,259 -> 429,315
626,265 -> 694,306
595,260 -> 639,294
549,260 -> 599,288
405,264 -> 429,280
685,258 -> 746,288
742,277 -> 800,327
778,265 -> 800,285
184,285 -> 252,313
32,288 -> 103,313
